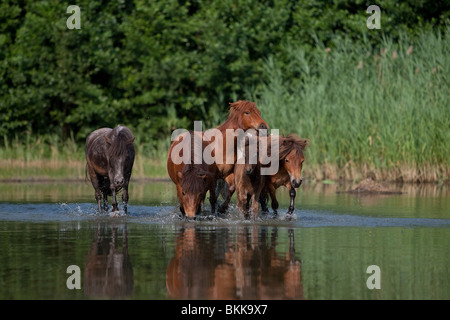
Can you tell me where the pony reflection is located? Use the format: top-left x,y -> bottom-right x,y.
84,223 -> 133,298
166,226 -> 303,299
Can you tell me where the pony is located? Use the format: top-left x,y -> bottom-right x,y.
167,131 -> 218,219
167,100 -> 268,217
233,138 -> 265,219
213,100 -> 269,178
211,100 -> 268,212
260,134 -> 308,216
85,125 -> 135,214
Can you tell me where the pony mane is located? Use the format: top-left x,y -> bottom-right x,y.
229,100 -> 261,115
278,134 -> 309,160
216,100 -> 261,130
107,126 -> 134,158
180,164 -> 209,194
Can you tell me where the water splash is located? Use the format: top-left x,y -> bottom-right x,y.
0,202 -> 448,228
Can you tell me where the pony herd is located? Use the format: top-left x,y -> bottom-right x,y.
85,100 -> 308,220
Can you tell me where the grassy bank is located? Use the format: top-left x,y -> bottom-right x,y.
251,28 -> 449,183
0,134 -> 168,181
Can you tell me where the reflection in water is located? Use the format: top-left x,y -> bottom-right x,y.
84,223 -> 133,298
166,226 -> 304,300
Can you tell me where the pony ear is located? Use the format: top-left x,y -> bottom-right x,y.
104,135 -> 112,145
299,139 -> 309,150
177,171 -> 183,179
128,137 -> 135,145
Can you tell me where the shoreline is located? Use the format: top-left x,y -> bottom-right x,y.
0,176 -> 447,186
1,159 -> 448,185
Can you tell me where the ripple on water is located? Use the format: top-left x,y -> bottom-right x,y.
0,202 -> 448,228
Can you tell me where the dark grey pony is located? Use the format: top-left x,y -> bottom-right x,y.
85,125 -> 135,214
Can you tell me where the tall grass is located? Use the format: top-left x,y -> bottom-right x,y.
0,133 -> 168,180
251,28 -> 449,182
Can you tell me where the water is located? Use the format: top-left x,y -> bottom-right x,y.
0,181 -> 448,300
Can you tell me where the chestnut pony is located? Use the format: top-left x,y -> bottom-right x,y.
85,125 -> 135,214
167,100 -> 268,218
213,100 -> 269,178
260,134 -> 308,216
167,131 -> 218,219
213,100 -> 268,213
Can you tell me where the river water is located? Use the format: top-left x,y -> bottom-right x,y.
0,180 -> 448,300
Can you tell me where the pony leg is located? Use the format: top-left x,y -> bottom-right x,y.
95,191 -> 102,212
122,185 -> 129,214
218,175 -> 235,214
267,185 -> 278,215
111,188 -> 119,212
209,185 -> 217,214
236,190 -> 248,218
250,193 -> 260,220
88,169 -> 103,212
287,186 -> 296,215
102,189 -> 109,211
259,187 -> 269,214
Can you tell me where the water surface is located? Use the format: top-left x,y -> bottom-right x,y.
0,181 -> 448,300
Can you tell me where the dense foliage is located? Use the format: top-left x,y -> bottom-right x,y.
1,1 -> 449,180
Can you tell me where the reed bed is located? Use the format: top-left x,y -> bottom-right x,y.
251,28 -> 449,183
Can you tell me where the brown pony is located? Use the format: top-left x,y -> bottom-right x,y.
230,138 -> 265,219
85,125 -> 135,214
213,100 -> 269,178
167,100 -> 268,217
212,100 -> 268,212
260,134 -> 308,216
167,131 -> 218,219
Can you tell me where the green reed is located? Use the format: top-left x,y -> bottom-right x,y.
251,28 -> 449,181
0,133 -> 168,180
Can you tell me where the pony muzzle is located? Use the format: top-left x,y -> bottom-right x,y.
114,177 -> 125,187
257,124 -> 269,136
291,178 -> 303,188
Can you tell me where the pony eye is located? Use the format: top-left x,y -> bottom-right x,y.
245,111 -> 250,115
182,191 -> 186,196
285,159 -> 289,162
